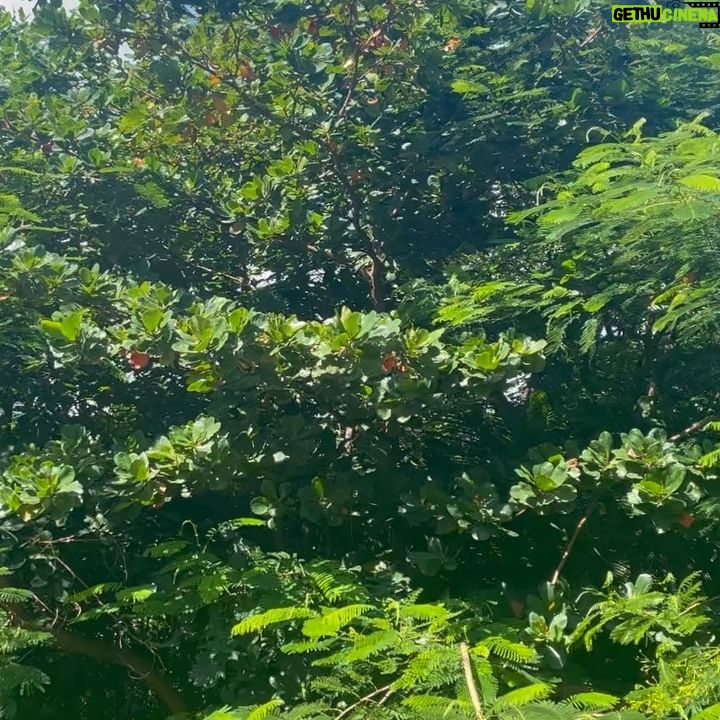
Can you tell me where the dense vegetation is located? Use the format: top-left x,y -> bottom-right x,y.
2,0 -> 720,718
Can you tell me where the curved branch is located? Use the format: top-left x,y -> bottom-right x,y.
50,626 -> 190,716
669,416 -> 717,442
0,579 -> 190,716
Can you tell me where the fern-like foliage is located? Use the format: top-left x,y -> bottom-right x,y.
0,587 -> 34,604
699,424 -> 720,467
476,636 -> 540,665
493,683 -> 554,710
219,582 -> 560,720
394,645 -> 464,691
307,561 -> 369,605
231,607 -> 314,636
0,611 -> 51,713
699,447 -> 720,468
571,572 -> 709,654
625,646 -> 720,718
402,694 -> 472,720
301,604 -> 375,639
246,699 -> 285,720
312,629 -> 400,666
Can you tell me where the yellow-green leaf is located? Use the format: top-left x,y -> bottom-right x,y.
678,174 -> 720,192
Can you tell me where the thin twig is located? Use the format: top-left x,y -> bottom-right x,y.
460,642 -> 484,720
377,686 -> 394,706
669,416 -> 717,442
578,25 -> 603,48
550,494 -> 600,586
336,684 -> 394,720
193,263 -> 248,286
337,49 -> 362,120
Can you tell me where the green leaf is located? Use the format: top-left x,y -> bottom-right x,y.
231,607 -> 315,636
339,307 -> 361,338
116,585 -> 156,604
141,308 -> 165,333
41,312 -> 83,342
567,692 -> 618,710
226,517 -> 267,527
493,683 -> 553,709
678,174 -> 720,192
250,497 -> 271,515
451,79 -> 488,94
247,699 -> 284,720
301,604 -> 374,638
693,704 -> 720,720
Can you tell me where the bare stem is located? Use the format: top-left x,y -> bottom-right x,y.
578,25 -> 603,48
669,416 -> 717,442
460,642 -> 484,720
550,495 -> 600,586
336,684 -> 394,720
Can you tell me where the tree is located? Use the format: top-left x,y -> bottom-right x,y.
2,1 -> 720,719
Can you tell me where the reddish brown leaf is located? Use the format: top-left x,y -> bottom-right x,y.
129,351 -> 151,370
679,513 -> 694,528
237,63 -> 255,81
382,352 -> 397,373
443,37 -> 461,52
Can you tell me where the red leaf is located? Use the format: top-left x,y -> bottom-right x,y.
381,352 -> 397,373
129,351 -> 151,370
679,512 -> 694,528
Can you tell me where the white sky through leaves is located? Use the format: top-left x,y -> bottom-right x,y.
0,0 -> 79,13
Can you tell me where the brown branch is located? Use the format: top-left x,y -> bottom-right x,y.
337,49 -> 362,120
669,416 -> 717,442
550,494 -> 600,586
460,642 -> 484,720
50,626 -> 189,716
578,25 -> 603,48
193,262 -> 249,287
0,579 -> 190,715
335,684 -> 393,720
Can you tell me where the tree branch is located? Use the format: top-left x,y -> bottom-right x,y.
336,48 -> 362,120
669,416 -> 717,442
193,262 -> 249,288
550,494 -> 600,586
50,626 -> 190,716
578,24 -> 603,48
335,684 -> 393,720
460,642 -> 484,720
0,578 -> 190,716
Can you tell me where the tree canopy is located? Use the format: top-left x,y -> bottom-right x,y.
2,1 -> 720,719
